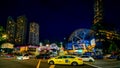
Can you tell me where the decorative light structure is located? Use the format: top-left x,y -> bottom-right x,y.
93,0 -> 103,24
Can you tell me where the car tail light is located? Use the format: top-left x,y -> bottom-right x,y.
78,58 -> 82,60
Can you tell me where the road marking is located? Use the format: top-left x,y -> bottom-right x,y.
36,59 -> 41,68
84,62 -> 102,68
49,65 -> 55,68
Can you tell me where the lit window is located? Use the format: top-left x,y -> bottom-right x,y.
20,19 -> 23,22
9,21 -> 12,23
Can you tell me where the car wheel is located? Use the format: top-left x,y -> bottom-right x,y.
71,62 -> 78,66
89,59 -> 93,62
49,61 -> 54,65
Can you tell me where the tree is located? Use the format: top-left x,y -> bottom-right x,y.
108,41 -> 118,53
0,26 -> 7,45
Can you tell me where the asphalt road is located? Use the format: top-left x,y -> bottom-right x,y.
40,61 -> 96,68
0,57 -> 38,68
87,59 -> 120,68
0,56 -> 96,68
1,56 -> 120,68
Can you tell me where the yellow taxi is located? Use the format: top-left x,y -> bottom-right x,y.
48,55 -> 84,66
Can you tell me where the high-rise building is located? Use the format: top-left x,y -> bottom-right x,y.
15,15 -> 27,45
6,16 -> 16,43
93,0 -> 103,24
29,22 -> 39,45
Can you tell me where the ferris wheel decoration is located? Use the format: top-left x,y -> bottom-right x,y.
68,28 -> 96,52
50,43 -> 59,50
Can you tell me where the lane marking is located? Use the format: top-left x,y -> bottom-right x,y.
49,65 -> 55,68
36,59 -> 41,68
84,62 -> 102,68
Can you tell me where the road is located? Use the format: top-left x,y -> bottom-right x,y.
0,57 -> 38,68
87,59 -> 120,68
0,56 -> 95,68
1,56 -> 120,68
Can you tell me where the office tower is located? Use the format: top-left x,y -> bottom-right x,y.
15,15 -> 27,45
93,0 -> 103,24
29,22 -> 39,45
6,16 -> 16,43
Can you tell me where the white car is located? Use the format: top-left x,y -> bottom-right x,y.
80,55 -> 95,62
16,54 -> 29,60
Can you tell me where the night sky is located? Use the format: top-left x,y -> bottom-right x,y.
0,0 -> 120,42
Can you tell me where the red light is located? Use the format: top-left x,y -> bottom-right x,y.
78,58 -> 82,60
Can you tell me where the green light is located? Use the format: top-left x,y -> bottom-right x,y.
78,49 -> 83,52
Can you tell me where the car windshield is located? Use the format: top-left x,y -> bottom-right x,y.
57,55 -> 75,59
17,54 -> 22,56
24,54 -> 29,56
81,55 -> 89,58
57,56 -> 63,59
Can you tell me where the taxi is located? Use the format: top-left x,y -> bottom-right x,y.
48,55 -> 84,66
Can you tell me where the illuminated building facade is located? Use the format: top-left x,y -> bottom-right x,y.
29,22 -> 39,45
6,16 -> 16,43
15,15 -> 27,45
